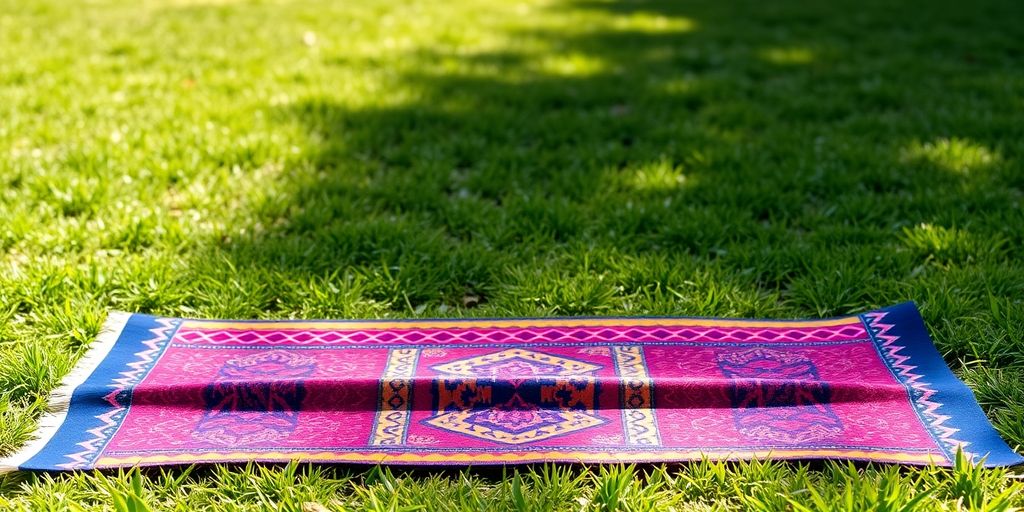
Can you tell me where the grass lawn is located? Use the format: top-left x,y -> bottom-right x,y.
2,0 -> 1023,508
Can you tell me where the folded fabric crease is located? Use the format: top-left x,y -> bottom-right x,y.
2,302 -> 1020,472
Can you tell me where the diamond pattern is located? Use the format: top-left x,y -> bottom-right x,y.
424,348 -> 605,445
175,324 -> 868,346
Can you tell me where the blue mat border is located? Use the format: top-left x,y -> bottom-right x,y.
15,302 -> 1023,470
862,302 -> 1022,467
21,314 -> 177,470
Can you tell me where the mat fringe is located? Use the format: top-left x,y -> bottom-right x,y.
0,311 -> 131,474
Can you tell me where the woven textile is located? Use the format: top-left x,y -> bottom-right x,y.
4,302 -> 1020,471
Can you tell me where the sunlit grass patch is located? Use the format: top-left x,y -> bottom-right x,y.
609,12 -> 697,34
1,457 -> 1022,511
901,223 -> 1010,266
759,46 -> 816,65
902,137 -> 999,174
536,52 -> 610,76
626,158 -> 688,192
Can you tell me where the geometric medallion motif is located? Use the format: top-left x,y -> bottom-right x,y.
423,349 -> 606,444
718,347 -> 843,444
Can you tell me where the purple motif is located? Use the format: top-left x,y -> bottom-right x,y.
718,348 -> 843,444
193,351 -> 317,445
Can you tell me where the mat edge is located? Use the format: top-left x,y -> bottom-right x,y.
0,311 -> 132,474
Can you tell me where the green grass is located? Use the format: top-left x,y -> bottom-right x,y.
1,0 -> 1023,508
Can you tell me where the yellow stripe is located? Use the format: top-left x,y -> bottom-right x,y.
97,449 -> 940,466
182,316 -> 857,331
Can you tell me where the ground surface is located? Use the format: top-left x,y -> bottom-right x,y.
2,0 -> 1023,509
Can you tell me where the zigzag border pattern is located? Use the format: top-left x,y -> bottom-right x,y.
175,324 -> 868,346
58,318 -> 179,469
862,312 -> 963,460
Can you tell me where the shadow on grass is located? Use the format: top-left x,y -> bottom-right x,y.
193,0 -> 1023,324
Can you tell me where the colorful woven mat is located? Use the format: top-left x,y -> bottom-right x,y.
4,302 -> 1021,471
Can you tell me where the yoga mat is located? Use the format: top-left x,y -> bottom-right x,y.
3,302 -> 1020,471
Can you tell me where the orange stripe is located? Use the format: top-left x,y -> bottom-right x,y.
97,449 -> 940,466
181,317 -> 859,331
